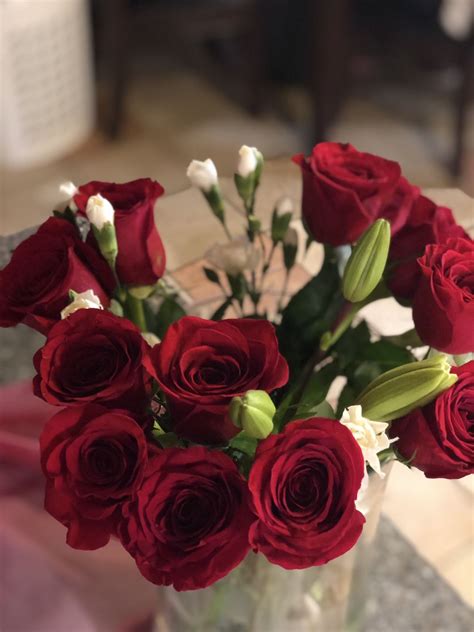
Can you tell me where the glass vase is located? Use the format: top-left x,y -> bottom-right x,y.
153,464 -> 392,632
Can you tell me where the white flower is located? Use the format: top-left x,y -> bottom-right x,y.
186,159 -> 218,192
57,181 -> 78,211
237,145 -> 261,178
86,194 -> 115,230
206,237 -> 260,277
61,290 -> 103,319
340,405 -> 397,478
142,332 -> 161,347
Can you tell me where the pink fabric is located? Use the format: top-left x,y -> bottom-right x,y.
0,380 -> 157,632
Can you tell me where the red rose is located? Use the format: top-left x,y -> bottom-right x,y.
119,447 -> 254,590
292,142 -> 403,246
248,417 -> 365,569
74,178 -> 166,286
145,316 -> 289,444
413,238 -> 474,354
390,361 -> 474,479
388,195 -> 468,300
40,404 -> 149,550
0,218 -> 115,334
33,309 -> 152,411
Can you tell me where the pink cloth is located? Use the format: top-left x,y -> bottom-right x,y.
0,381 -> 157,632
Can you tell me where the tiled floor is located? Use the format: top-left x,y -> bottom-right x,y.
1,61 -> 473,606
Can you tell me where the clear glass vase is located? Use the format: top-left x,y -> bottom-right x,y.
153,464 -> 392,632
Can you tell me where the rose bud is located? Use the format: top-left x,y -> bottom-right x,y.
356,354 -> 458,423
340,405 -> 396,477
342,219 -> 391,303
61,289 -> 103,319
389,361 -> 474,479
229,390 -> 275,439
86,194 -> 118,269
206,237 -> 260,277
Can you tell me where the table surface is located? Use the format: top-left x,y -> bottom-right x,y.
1,170 -> 473,632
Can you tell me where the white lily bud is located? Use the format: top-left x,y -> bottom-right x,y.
237,145 -> 261,178
61,290 -> 103,319
86,194 -> 115,230
186,159 -> 218,192
340,405 -> 397,478
206,237 -> 260,277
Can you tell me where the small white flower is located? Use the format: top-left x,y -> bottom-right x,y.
57,181 -> 78,211
206,237 -> 260,277
86,194 -> 115,230
186,159 -> 218,192
61,290 -> 103,319
340,404 -> 397,478
237,145 -> 261,178
283,226 -> 299,248
142,332 -> 160,347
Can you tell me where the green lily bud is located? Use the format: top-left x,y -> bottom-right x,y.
271,197 -> 293,243
356,354 -> 457,422
342,219 -> 390,303
229,390 -> 275,439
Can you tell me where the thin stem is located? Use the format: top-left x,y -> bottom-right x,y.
125,293 -> 147,331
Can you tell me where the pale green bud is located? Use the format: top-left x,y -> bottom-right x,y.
356,354 -> 457,422
228,390 -> 275,439
342,219 -> 390,303
271,197 -> 293,243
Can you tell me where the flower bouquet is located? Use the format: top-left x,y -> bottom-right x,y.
1,142 -> 472,631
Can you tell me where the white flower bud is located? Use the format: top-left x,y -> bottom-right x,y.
57,181 -> 78,211
340,405 -> 397,478
61,290 -> 103,319
186,159 -> 218,192
237,145 -> 261,178
206,238 -> 260,277
86,194 -> 115,230
275,196 -> 293,215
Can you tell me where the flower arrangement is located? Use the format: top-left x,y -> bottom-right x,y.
0,142 -> 473,596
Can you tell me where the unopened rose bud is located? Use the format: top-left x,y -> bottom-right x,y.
342,219 -> 390,303
229,390 -> 275,439
340,405 -> 396,477
61,289 -> 103,319
237,145 -> 262,178
186,159 -> 218,193
357,355 -> 457,422
283,227 -> 298,270
86,194 -> 115,230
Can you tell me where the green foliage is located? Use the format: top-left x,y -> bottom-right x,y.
203,267 -> 220,284
211,298 -> 232,320
155,296 -> 186,338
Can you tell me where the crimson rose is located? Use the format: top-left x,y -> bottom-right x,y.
390,361 -> 474,479
40,404 -> 149,550
119,447 -> 254,590
33,309 -> 152,411
388,195 -> 468,300
248,417 -> 365,569
145,316 -> 289,444
74,178 -> 166,286
413,238 -> 474,354
0,218 -> 115,334
292,142 -> 405,246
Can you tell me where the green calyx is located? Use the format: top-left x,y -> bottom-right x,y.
228,390 -> 275,439
356,354 -> 457,422
342,219 -> 391,303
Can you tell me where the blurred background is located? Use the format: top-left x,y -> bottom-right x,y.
0,0 -> 473,626
0,0 -> 473,234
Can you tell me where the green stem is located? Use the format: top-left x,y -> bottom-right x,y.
125,293 -> 147,331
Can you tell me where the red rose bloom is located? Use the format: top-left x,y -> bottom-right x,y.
33,309 -> 152,411
292,142 -> 403,246
248,417 -> 365,569
145,316 -> 289,444
0,218 -> 115,334
40,404 -> 149,550
119,447 -> 254,591
388,195 -> 468,300
74,178 -> 166,286
390,361 -> 474,479
413,238 -> 474,354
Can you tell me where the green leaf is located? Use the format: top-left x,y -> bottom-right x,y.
294,399 -> 336,420
155,432 -> 181,449
211,298 -> 232,321
227,273 -> 247,302
382,329 -> 424,348
299,361 -> 339,409
203,267 -> 220,284
228,433 -> 258,458
277,259 -> 343,376
156,297 -> 186,338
